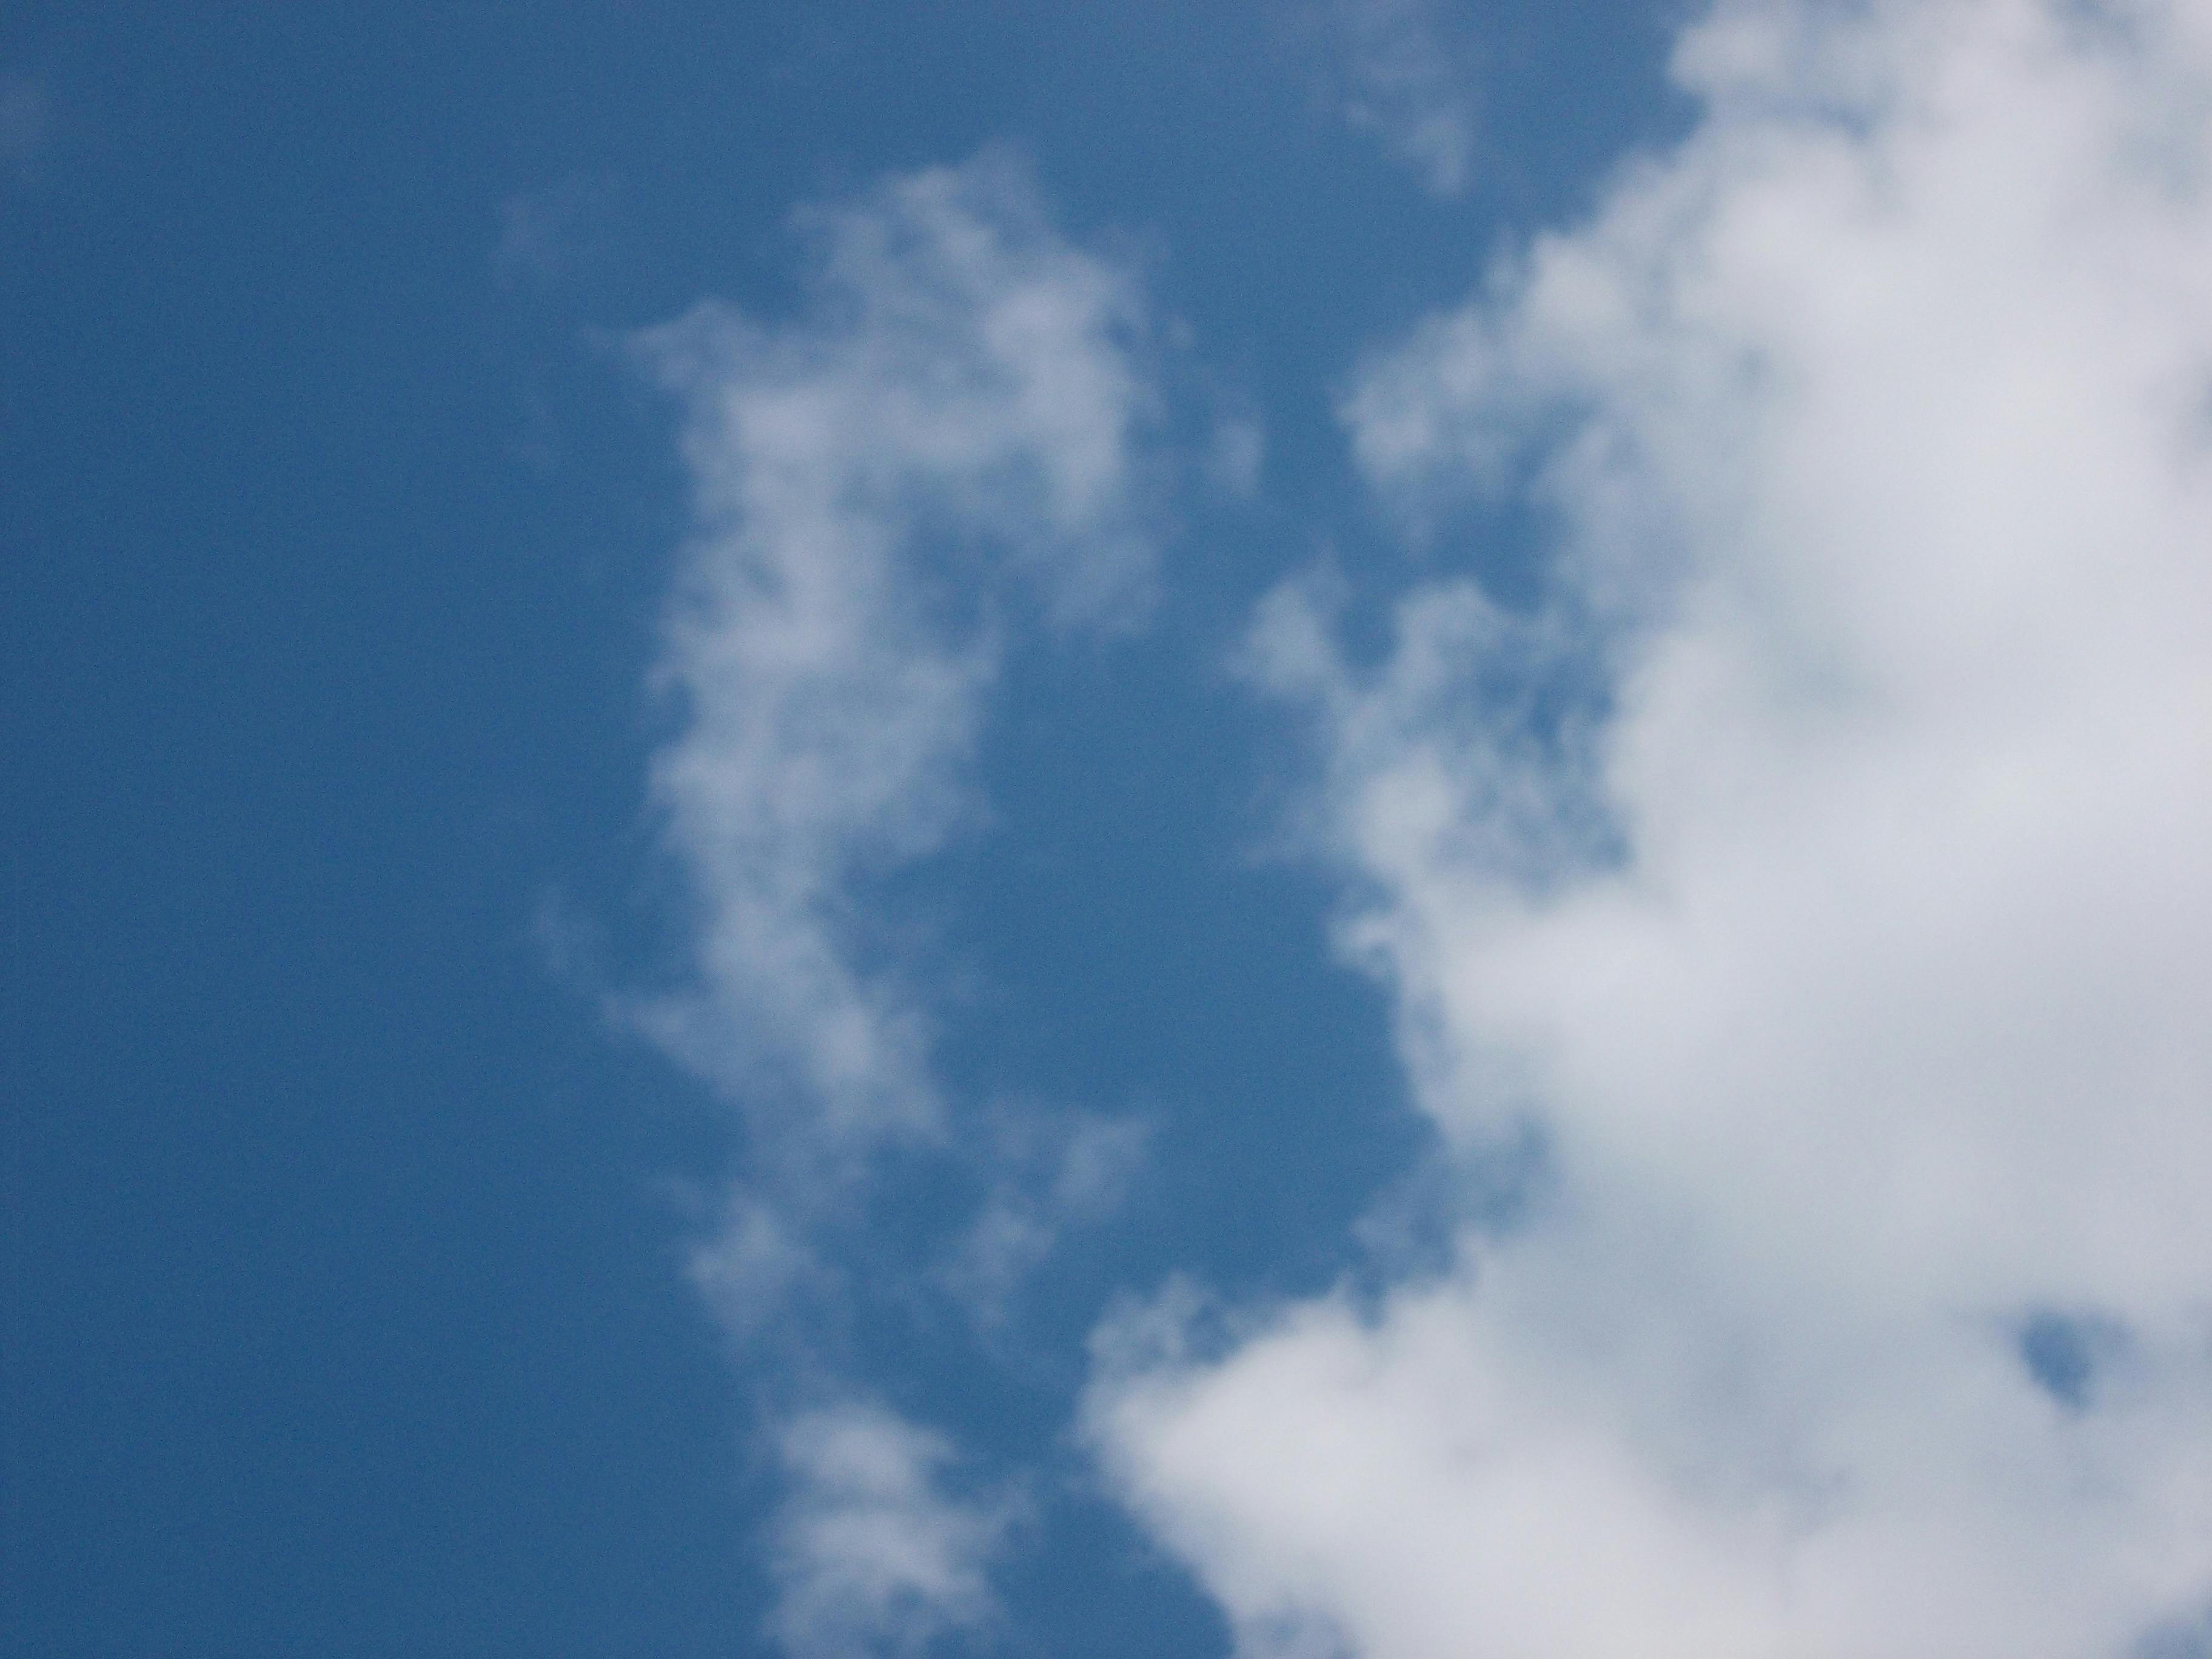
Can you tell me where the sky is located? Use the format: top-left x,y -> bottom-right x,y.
5,2 -> 2210,1657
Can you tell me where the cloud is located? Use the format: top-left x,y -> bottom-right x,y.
1329,0 -> 1480,197
1091,1 -> 2212,1654
625,152 -> 1165,1652
771,1403 -> 1021,1659
629,150 -> 1161,1176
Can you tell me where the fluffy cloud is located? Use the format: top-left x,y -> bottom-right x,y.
1092,1 -> 2212,1654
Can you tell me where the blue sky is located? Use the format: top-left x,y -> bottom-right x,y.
8,4 -> 2212,1658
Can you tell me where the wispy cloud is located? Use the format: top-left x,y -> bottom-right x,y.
1329,0 -> 1480,197
495,169 -> 622,288
937,1111 -> 1151,1329
1094,0 -> 2212,1652
625,151 -> 1166,1652
630,152 -> 1161,1168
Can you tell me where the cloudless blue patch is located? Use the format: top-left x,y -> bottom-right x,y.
2136,1612 -> 2212,1659
2019,1309 -> 2122,1412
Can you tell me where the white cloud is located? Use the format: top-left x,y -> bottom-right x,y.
771,1402 -> 1020,1659
1330,0 -> 1480,197
1093,1 -> 2212,1654
629,151 -> 1160,1177
624,153 -> 1165,1654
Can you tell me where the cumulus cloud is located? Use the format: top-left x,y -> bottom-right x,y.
1329,0 -> 1481,197
1092,1 -> 2212,1654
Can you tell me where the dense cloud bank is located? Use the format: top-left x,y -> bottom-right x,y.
1090,0 -> 2212,1654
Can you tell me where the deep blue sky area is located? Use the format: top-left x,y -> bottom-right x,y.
3,4 -> 1680,1654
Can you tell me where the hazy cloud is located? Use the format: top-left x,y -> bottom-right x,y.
937,1111 -> 1152,1327
495,169 -> 623,287
631,150 -> 1161,1175
772,1403 -> 1021,1659
628,153 -> 1165,1653
1,73 -> 53,189
1330,0 -> 1480,196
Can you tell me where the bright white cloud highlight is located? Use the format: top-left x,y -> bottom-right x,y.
1093,1 -> 2212,1654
